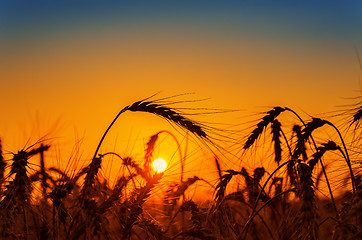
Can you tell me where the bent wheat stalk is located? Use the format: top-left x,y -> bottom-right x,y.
145,130 -> 183,181
248,160 -> 297,222
291,117 -> 339,219
239,188 -> 297,240
323,120 -> 356,194
82,97 -> 209,195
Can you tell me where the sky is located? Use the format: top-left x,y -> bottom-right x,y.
1,1 -> 362,181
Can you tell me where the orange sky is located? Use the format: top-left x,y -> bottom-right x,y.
1,2 -> 362,190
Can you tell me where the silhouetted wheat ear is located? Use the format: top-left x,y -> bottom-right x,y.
123,157 -> 148,179
1,150 -> 29,208
271,119 -> 282,165
179,200 -> 204,228
86,97 -> 209,197
122,173 -> 162,240
38,144 -> 50,203
125,100 -> 207,138
174,176 -> 200,197
297,162 -> 318,240
0,151 -> 30,238
2,145 -> 50,207
0,139 -> 5,183
350,107 -> 362,135
81,156 -> 102,197
308,141 -> 339,170
144,133 -> 159,169
302,118 -> 327,139
292,118 -> 326,160
215,170 -> 239,204
164,176 -> 201,212
97,175 -> 134,213
0,145 -> 49,239
271,177 -> 283,196
253,167 -> 265,183
292,125 -> 307,160
352,108 -> 362,124
244,107 -> 285,150
242,167 -> 269,204
287,160 -> 298,187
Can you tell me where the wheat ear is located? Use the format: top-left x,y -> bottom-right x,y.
0,139 -> 6,196
297,162 -> 318,240
244,107 -> 285,150
271,120 -> 282,165
82,98 -> 208,195
290,117 -> 340,220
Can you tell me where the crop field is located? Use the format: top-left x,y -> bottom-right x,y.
0,95 -> 361,240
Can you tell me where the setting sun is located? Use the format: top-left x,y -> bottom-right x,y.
152,158 -> 167,173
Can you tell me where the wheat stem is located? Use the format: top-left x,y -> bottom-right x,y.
239,188 -> 297,240
286,109 -> 339,219
324,120 -> 356,194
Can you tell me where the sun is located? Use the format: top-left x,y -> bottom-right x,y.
152,158 -> 167,173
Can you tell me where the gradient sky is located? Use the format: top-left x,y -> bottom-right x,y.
1,1 -> 362,176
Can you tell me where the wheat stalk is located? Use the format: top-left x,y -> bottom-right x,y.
122,173 -> 163,240
97,175 -> 134,213
164,176 -> 201,215
239,188 -> 297,240
0,139 -> 6,196
308,141 -> 339,170
292,118 -> 342,220
82,97 -> 209,197
0,144 -> 49,239
323,120 -> 356,195
215,170 -> 239,204
297,162 -> 318,240
145,130 -> 184,182
292,118 -> 327,160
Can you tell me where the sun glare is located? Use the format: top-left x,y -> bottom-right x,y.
152,158 -> 167,173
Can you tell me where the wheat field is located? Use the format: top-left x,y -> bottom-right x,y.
0,96 -> 361,240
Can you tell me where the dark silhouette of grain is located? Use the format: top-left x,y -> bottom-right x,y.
0,96 -> 360,240
244,107 -> 286,150
271,120 -> 282,165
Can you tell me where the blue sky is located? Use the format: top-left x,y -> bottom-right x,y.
1,1 -> 362,45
